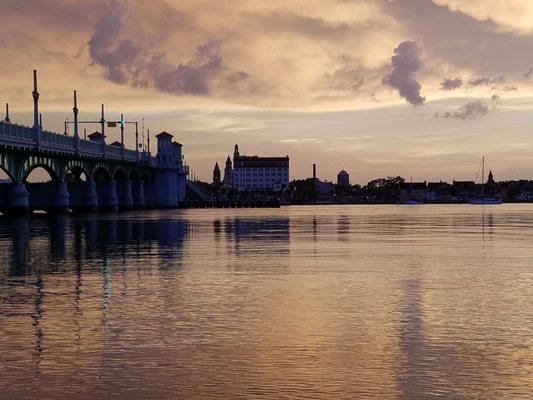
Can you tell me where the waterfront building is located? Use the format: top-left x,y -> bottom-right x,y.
315,180 -> 335,203
337,170 -> 350,187
230,145 -> 289,190
453,181 -> 476,201
426,181 -> 452,202
399,181 -> 427,202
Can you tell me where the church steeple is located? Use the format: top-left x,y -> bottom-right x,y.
213,162 -> 221,184
487,170 -> 495,184
234,144 -> 239,158
224,155 -> 233,186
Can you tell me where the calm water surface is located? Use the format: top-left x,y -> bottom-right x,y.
0,205 -> 531,399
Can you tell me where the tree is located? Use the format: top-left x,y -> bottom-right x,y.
362,176 -> 404,203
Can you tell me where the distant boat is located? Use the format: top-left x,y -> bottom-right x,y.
403,199 -> 424,205
401,177 -> 424,205
470,156 -> 502,205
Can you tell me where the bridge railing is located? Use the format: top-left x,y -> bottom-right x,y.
106,145 -> 122,159
0,121 -> 34,144
41,130 -> 74,150
123,148 -> 138,162
0,121 -> 167,168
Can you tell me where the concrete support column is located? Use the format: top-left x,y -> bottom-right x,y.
143,182 -> 153,208
85,179 -> 98,211
177,172 -> 186,205
7,183 -> 29,215
154,171 -> 178,208
132,181 -> 145,209
99,180 -> 118,212
117,179 -> 133,210
49,181 -> 69,214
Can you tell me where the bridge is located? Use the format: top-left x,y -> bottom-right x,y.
0,71 -> 188,214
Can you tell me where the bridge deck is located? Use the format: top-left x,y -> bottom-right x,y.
0,121 -> 155,166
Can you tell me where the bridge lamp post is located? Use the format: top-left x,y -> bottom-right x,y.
73,90 -> 80,154
32,70 -> 41,148
120,113 -> 125,159
100,104 -> 106,158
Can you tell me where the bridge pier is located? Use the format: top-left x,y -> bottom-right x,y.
116,179 -> 133,210
6,183 -> 29,215
67,179 -> 98,213
131,180 -> 145,209
48,181 -> 70,214
96,180 -> 118,212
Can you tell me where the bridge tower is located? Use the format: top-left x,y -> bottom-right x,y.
154,131 -> 178,207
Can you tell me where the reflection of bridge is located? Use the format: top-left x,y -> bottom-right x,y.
0,71 -> 188,214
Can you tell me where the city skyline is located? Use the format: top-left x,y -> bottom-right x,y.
3,1 -> 533,182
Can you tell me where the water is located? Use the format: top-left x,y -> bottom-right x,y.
0,205 -> 531,399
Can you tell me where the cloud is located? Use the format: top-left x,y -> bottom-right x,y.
154,40 -> 225,95
435,96 -> 499,120
382,41 -> 425,105
524,67 -> 533,78
88,1 -> 248,97
464,75 -> 518,92
466,75 -> 506,87
440,77 -> 462,90
87,0 -> 136,85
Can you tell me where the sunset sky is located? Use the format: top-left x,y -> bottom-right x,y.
3,0 -> 533,183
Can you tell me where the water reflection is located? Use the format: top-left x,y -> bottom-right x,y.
0,206 -> 531,399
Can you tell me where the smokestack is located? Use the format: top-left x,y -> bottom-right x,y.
313,163 -> 316,180
4,103 -> 10,123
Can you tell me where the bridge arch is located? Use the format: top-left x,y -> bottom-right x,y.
129,169 -> 140,182
0,164 -> 15,182
112,167 -> 128,181
113,167 -> 133,209
18,156 -> 62,183
21,163 -> 59,183
93,165 -> 112,183
63,160 -> 92,182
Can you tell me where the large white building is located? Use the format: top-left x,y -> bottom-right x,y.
230,145 -> 289,190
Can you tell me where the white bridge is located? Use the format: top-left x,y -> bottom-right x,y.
0,71 -> 189,214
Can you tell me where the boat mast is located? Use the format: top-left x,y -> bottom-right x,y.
481,156 -> 485,198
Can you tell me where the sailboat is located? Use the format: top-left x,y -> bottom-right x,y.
402,177 -> 424,205
470,156 -> 502,205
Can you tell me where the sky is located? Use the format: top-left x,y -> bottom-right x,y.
2,0 -> 533,184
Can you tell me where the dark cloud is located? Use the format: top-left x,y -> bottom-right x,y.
467,75 -> 506,87
435,96 -> 499,121
88,0 -> 136,84
464,75 -> 517,92
383,41 -> 425,105
226,71 -> 250,85
383,0 -> 533,79
440,77 -> 462,91
154,40 -> 224,95
88,1 -> 245,96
